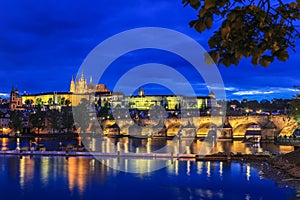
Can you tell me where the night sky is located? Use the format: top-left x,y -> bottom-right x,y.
0,0 -> 299,100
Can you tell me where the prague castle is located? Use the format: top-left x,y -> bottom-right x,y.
69,72 -> 110,94
11,72 -> 216,111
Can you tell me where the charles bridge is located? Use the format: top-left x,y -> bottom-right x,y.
99,115 -> 298,140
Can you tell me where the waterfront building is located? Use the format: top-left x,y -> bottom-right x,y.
0,112 -> 10,134
10,86 -> 22,111
13,72 -> 215,111
21,72 -> 112,108
127,88 -> 214,110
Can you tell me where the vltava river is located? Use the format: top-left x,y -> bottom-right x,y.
0,137 -> 295,154
0,156 -> 297,200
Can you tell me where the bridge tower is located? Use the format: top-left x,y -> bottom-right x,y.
218,118 -> 233,141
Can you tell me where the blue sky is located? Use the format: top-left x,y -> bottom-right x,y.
0,0 -> 299,100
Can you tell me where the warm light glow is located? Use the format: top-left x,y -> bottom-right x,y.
197,162 -> 203,175
41,157 -> 50,186
175,160 -> 179,175
246,164 -> 251,181
19,157 -> 25,189
206,162 -> 211,177
219,162 -> 223,177
68,158 -> 88,196
186,160 -> 191,175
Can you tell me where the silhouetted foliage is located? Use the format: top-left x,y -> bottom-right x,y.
47,109 -> 62,132
9,111 -> 23,133
290,87 -> 300,122
30,105 -> 45,134
73,99 -> 90,133
183,0 -> 300,67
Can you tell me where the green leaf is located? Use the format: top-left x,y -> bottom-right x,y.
189,20 -> 198,28
205,17 -> 213,29
192,20 -> 207,33
234,51 -> 243,59
208,38 -> 217,48
204,0 -> 215,9
199,8 -> 207,17
221,26 -> 231,38
277,51 -> 289,61
251,56 -> 259,66
259,58 -> 271,67
190,0 -> 201,9
204,52 -> 214,66
227,12 -> 236,22
262,55 -> 274,62
289,2 -> 297,8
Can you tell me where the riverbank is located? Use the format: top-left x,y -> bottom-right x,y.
243,158 -> 300,197
0,149 -> 273,162
268,148 -> 300,178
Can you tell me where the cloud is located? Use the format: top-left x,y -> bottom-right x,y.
233,90 -> 275,96
0,93 -> 9,97
232,87 -> 299,97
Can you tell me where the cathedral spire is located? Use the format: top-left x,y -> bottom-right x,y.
81,71 -> 85,81
15,86 -> 19,94
70,75 -> 75,93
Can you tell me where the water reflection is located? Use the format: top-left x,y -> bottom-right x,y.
0,137 -> 295,155
0,156 -> 296,200
246,164 -> 251,181
80,137 -> 295,155
68,158 -> 88,196
19,157 -> 34,190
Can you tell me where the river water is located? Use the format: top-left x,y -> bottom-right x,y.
0,137 -> 295,155
0,156 -> 297,200
0,137 -> 298,199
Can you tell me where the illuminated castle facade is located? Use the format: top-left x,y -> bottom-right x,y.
70,72 -> 110,94
17,72 -> 216,110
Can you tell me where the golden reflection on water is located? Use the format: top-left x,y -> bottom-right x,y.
19,157 -> 34,189
1,138 -> 8,150
206,161 -> 211,177
19,157 -> 25,189
68,158 -> 89,196
41,157 -> 50,186
197,162 -> 203,175
246,164 -> 251,181
187,160 -> 191,176
11,152 -> 284,200
219,162 -> 223,177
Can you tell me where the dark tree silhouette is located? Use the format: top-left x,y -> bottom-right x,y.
73,99 -> 90,133
29,105 -> 45,135
61,107 -> 74,133
183,0 -> 300,67
47,109 -> 62,133
290,86 -> 300,122
9,111 -> 23,133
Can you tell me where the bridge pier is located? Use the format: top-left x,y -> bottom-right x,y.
217,119 -> 233,141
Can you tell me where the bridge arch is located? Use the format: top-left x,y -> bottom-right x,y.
196,122 -> 218,137
233,122 -> 262,138
279,125 -> 299,137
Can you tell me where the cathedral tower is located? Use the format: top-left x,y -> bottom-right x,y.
10,85 -> 22,111
70,76 -> 75,93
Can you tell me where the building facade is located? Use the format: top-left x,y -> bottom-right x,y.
16,72 -> 215,110
10,86 -> 22,111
